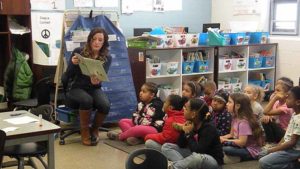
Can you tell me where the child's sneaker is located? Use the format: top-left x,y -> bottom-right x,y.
107,130 -> 120,140
167,161 -> 173,169
126,137 -> 143,146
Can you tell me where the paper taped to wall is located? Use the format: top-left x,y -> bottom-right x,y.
75,53 -> 109,82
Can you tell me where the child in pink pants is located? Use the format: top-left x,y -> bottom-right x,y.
107,82 -> 164,145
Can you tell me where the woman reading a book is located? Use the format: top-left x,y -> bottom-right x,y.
64,27 -> 112,146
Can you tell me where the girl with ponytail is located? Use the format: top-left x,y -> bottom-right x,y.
162,98 -> 224,169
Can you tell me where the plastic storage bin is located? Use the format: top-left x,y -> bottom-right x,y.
199,33 -> 208,45
221,33 -> 231,45
232,58 -> 246,70
148,63 -> 161,76
230,32 -> 246,45
193,60 -> 209,72
249,57 -> 263,68
153,35 -> 165,48
186,33 -> 199,47
182,61 -> 195,74
56,106 -> 77,123
174,34 -> 187,47
262,56 -> 274,67
219,59 -> 232,71
248,80 -> 262,86
164,34 -> 175,48
208,31 -> 226,46
249,32 -> 269,44
243,32 -> 251,45
166,62 -> 179,75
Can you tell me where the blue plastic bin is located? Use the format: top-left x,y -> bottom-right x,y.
249,32 -> 269,44
249,57 -> 263,68
248,80 -> 262,86
230,32 -> 246,45
243,32 -> 251,45
199,33 -> 208,45
262,56 -> 274,67
193,60 -> 209,72
56,106 -> 77,123
182,61 -> 195,74
221,33 -> 231,45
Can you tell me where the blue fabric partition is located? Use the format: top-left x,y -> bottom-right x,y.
64,15 -> 137,122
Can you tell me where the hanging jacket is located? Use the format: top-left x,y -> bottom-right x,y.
4,47 -> 33,101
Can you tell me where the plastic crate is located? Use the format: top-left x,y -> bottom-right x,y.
127,40 -> 157,48
248,80 -> 262,86
262,56 -> 274,67
199,33 -> 208,45
56,106 -> 77,123
232,58 -> 246,70
230,32 -> 246,45
219,59 -> 232,71
249,32 -> 269,44
193,60 -> 209,72
182,61 -> 195,74
249,57 -> 263,68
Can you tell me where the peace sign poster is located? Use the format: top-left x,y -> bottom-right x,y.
31,12 -> 64,65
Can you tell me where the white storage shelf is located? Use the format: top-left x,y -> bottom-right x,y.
217,44 -> 277,92
144,47 -> 215,98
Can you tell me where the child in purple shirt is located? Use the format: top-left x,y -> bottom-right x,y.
221,93 -> 263,161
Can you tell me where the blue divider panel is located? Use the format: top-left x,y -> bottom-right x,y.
64,15 -> 137,122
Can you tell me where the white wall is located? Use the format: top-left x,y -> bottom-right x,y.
212,0 -> 300,85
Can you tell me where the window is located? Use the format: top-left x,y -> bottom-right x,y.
270,0 -> 299,35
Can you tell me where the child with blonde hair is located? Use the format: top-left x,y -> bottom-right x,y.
244,84 -> 265,123
221,93 -> 263,161
262,79 -> 294,143
202,81 -> 217,107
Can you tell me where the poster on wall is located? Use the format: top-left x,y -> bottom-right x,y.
95,0 -> 118,8
121,0 -> 181,13
31,12 -> 64,66
233,0 -> 261,15
153,0 -> 165,12
30,0 -> 65,10
74,0 -> 93,7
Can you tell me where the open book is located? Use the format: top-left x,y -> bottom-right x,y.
75,53 -> 109,82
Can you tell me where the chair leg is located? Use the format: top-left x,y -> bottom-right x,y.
17,157 -> 25,169
37,155 -> 48,169
28,157 -> 38,169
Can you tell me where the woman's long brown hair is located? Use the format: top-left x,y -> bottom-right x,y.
81,27 -> 109,61
230,93 -> 263,145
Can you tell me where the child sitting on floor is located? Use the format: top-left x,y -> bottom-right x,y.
144,94 -> 187,151
107,82 -> 165,145
162,98 -> 224,169
201,81 -> 217,107
221,93 -> 263,162
259,86 -> 300,169
211,89 -> 231,136
181,81 -> 202,100
262,79 -> 293,143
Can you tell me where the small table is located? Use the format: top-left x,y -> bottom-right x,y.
0,110 -> 61,169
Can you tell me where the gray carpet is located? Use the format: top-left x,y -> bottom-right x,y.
223,161 -> 259,169
104,139 -> 260,169
103,139 -> 145,154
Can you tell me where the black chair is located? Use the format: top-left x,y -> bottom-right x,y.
57,73 -> 109,145
2,105 -> 53,169
126,148 -> 168,169
13,76 -> 54,111
0,130 -> 6,168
